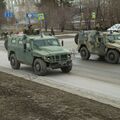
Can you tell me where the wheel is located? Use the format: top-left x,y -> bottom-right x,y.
61,64 -> 72,73
10,54 -> 20,69
105,50 -> 119,64
33,58 -> 47,76
80,47 -> 90,60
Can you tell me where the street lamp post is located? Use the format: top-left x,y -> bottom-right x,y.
12,0 -> 19,31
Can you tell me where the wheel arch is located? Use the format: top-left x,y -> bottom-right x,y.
78,44 -> 87,52
32,56 -> 47,76
32,56 -> 44,66
9,51 -> 15,60
105,48 -> 120,64
106,48 -> 120,55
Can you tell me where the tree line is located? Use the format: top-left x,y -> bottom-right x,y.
79,0 -> 120,30
35,0 -> 120,30
0,0 -> 120,31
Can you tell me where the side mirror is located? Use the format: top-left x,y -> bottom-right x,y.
61,40 -> 64,46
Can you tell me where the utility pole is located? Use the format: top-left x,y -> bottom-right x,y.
26,0 -> 32,25
95,0 -> 101,29
79,0 -> 82,30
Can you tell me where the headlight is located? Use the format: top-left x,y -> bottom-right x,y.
44,56 -> 51,61
47,57 -> 51,60
67,54 -> 71,59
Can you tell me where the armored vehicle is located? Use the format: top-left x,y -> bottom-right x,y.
7,34 -> 72,75
75,30 -> 120,64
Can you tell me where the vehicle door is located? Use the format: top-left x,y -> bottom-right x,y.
87,34 -> 96,53
24,40 -> 33,65
16,38 -> 26,62
94,36 -> 106,55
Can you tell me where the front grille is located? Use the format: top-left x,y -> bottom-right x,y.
61,54 -> 67,61
51,54 -> 68,62
55,55 -> 60,61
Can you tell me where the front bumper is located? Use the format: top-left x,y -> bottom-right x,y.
49,60 -> 72,69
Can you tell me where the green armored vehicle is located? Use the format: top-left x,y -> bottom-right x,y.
7,34 -> 72,75
75,30 -> 120,64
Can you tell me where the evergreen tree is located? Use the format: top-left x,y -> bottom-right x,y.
0,0 -> 5,9
0,0 -> 6,26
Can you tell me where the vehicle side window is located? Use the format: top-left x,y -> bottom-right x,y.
108,36 -> 114,41
26,42 -> 31,49
18,40 -> 23,45
11,38 -> 16,44
18,38 -> 24,49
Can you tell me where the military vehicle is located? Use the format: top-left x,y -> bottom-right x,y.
75,30 -> 120,64
7,34 -> 72,75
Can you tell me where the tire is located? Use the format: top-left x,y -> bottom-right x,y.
99,55 -> 105,60
61,64 -> 72,73
105,50 -> 119,64
10,54 -> 20,69
80,47 -> 90,60
33,58 -> 47,76
74,33 -> 79,45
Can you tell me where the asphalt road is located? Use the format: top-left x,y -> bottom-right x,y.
0,39 -> 120,108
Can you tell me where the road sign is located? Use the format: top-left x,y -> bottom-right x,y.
38,13 -> 45,21
27,13 -> 38,19
33,13 -> 38,19
4,11 -> 13,18
26,13 -> 45,21
92,12 -> 96,19
27,13 -> 34,18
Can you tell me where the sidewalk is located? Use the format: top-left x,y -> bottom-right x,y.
0,71 -> 120,120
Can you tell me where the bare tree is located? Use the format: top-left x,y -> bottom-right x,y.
36,0 -> 74,31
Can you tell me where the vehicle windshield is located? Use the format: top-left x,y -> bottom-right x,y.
33,39 -> 60,47
114,35 -> 120,40
107,35 -> 120,41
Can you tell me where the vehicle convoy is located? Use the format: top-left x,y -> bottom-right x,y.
7,34 -> 72,75
75,30 -> 120,64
